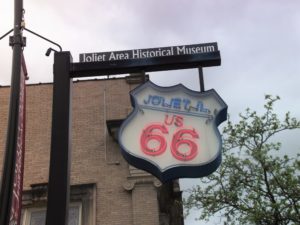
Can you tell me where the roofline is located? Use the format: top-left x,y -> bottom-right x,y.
0,74 -> 148,88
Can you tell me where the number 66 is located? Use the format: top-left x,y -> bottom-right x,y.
140,124 -> 199,161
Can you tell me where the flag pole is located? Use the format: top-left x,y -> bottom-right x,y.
0,0 -> 25,224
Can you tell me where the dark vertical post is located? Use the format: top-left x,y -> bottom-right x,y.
46,52 -> 72,225
0,0 -> 23,224
198,67 -> 205,92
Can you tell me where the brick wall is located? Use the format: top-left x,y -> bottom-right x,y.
0,78 -> 183,225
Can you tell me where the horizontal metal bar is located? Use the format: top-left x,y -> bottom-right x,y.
70,51 -> 221,78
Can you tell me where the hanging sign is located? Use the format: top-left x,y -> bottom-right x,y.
119,81 -> 227,182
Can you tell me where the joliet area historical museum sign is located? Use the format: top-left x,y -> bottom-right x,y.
79,42 -> 218,63
119,81 -> 227,182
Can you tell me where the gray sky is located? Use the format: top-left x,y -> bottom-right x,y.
1,0 -> 300,224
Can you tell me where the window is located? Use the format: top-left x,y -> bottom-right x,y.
22,183 -> 95,225
22,203 -> 81,225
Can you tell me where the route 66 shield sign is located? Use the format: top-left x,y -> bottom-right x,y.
119,81 -> 227,182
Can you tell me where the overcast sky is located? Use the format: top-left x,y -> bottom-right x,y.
1,0 -> 300,224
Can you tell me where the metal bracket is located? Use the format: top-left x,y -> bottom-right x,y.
24,28 -> 62,52
9,35 -> 26,47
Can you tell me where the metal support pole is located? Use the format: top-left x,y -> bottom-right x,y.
198,67 -> 205,92
46,52 -> 72,225
0,0 -> 23,224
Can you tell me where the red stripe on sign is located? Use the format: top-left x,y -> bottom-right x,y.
9,53 -> 27,225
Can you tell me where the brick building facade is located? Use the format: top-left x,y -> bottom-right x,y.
0,77 -> 183,225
